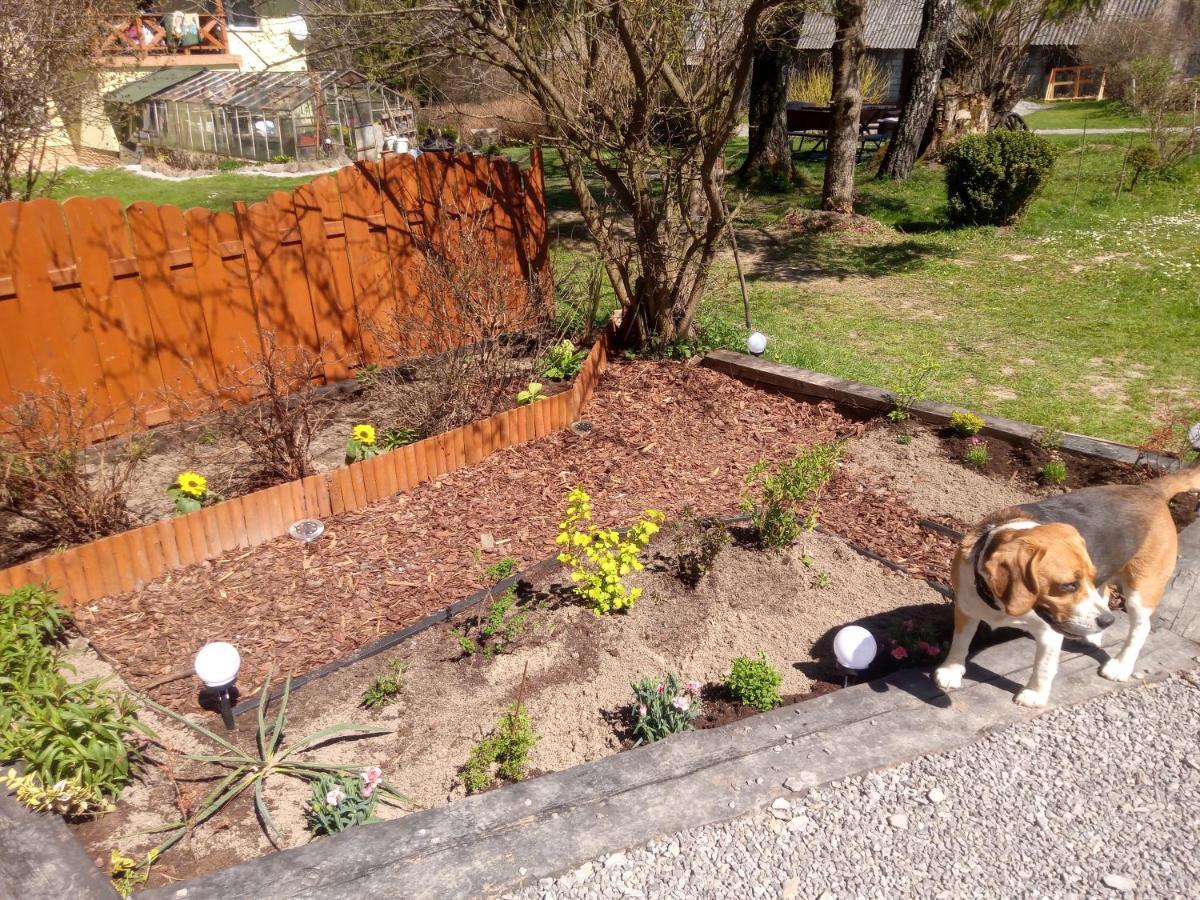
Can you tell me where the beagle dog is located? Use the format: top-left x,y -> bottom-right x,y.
934,462 -> 1200,707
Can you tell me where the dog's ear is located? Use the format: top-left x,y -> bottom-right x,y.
982,536 -> 1044,617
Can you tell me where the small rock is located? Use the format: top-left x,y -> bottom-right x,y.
888,813 -> 909,830
573,862 -> 594,882
729,800 -> 736,808
787,815 -> 810,833
1102,874 -> 1136,892
927,787 -> 946,804
756,777 -> 764,785
782,877 -> 801,899
665,842 -> 680,858
480,532 -> 496,552
518,867 -> 527,877
604,852 -> 627,869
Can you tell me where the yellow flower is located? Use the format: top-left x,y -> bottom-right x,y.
177,471 -> 207,499
353,424 -> 377,445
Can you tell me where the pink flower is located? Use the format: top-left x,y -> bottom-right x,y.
684,680 -> 702,697
361,766 -> 382,797
638,704 -> 648,717
891,646 -> 908,660
656,682 -> 665,695
925,644 -> 941,657
903,619 -> 914,631
671,695 -> 691,712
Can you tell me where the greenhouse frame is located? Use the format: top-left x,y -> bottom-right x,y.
117,69 -> 415,162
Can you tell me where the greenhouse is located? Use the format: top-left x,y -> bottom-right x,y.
109,68 -> 415,162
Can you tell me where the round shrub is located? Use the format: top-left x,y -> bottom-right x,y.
726,653 -> 783,711
943,131 -> 1057,227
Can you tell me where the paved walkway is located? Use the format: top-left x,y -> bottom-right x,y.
516,669 -> 1200,900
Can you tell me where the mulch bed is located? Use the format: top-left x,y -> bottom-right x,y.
77,360 -> 883,709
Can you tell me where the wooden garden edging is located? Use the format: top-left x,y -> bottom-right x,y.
0,148 -> 549,437
0,332 -> 610,608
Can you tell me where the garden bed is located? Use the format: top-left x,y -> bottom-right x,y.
40,356 -> 1197,890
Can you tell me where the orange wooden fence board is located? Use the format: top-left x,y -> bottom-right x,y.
337,163 -> 396,365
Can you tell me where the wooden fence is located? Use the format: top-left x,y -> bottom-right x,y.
0,327 -> 610,607
0,148 -> 549,435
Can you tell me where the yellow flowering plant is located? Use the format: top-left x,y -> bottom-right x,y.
555,487 -> 664,616
167,471 -> 218,515
346,423 -> 379,463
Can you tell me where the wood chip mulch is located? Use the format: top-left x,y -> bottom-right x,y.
77,360 -> 897,710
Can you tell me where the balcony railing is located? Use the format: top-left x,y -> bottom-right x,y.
102,12 -> 230,57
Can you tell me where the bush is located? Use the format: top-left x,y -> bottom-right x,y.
630,673 -> 702,744
555,487 -> 664,615
670,507 -> 730,588
726,653 -> 782,711
537,340 -> 588,380
1127,144 -> 1161,188
305,769 -> 381,835
948,410 -> 985,437
0,585 -> 147,812
463,705 -> 539,793
741,443 -> 842,550
944,131 -> 1057,227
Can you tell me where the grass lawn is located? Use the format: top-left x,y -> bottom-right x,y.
48,167 -> 315,212
1023,100 -> 1147,131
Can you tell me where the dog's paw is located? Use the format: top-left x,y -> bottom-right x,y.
1081,630 -> 1105,648
934,664 -> 964,691
1101,657 -> 1133,682
1014,688 -> 1049,708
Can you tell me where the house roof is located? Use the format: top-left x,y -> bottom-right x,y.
1031,0 -> 1164,46
104,67 -> 206,105
795,0 -> 926,51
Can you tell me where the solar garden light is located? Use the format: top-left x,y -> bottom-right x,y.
746,331 -> 768,357
289,519 -> 325,543
194,642 -> 241,731
1190,422 -> 1200,451
832,625 -> 877,686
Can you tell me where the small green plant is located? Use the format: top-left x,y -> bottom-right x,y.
896,434 -> 914,446
740,443 -> 842,550
538,339 -> 587,380
305,768 -> 382,835
452,631 -> 478,656
380,426 -> 419,450
1041,453 -> 1068,485
962,437 -> 990,467
355,363 -> 382,387
948,410 -> 985,437
167,470 -> 220,515
886,357 -> 939,422
670,506 -> 730,588
110,848 -> 157,897
271,154 -> 294,164
726,653 -> 783,712
944,130 -> 1058,226
345,423 -> 379,464
887,617 -> 946,665
555,486 -> 664,615
517,382 -> 545,405
452,586 -> 526,657
197,425 -> 220,446
360,658 -> 408,710
1033,426 -> 1064,451
814,571 -> 831,588
216,158 -> 246,172
462,704 -> 539,794
139,673 -> 403,852
630,673 -> 702,744
484,557 -> 518,583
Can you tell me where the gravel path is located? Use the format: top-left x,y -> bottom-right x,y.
516,670 -> 1200,900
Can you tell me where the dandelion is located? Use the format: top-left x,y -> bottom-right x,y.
684,680 -> 702,697
891,646 -> 908,661
353,424 -> 377,445
177,471 -> 207,499
361,766 -> 382,797
325,786 -> 346,806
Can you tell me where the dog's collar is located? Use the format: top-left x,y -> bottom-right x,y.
971,521 -> 1038,612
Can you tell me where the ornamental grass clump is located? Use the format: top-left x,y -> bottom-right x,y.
1041,453 -> 1068,485
305,767 -> 383,835
630,674 -> 702,744
726,653 -> 783,711
555,487 -> 664,615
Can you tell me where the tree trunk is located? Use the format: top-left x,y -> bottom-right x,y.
821,0 -> 866,214
738,10 -> 804,187
877,0 -> 957,181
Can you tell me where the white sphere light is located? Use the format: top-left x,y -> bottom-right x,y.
1190,421 -> 1200,451
746,331 -> 768,356
194,642 -> 241,689
833,625 -> 877,671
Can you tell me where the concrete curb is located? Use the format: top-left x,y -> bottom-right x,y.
701,350 -> 1179,471
0,787 -> 116,899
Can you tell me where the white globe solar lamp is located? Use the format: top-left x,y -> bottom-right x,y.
1190,421 -> 1200,451
194,642 -> 241,730
746,331 -> 768,357
833,625 -> 876,683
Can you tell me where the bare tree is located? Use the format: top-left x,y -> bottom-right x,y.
308,0 -> 786,349
0,0 -> 110,200
821,0 -> 867,212
876,0 -> 957,181
739,3 -> 808,187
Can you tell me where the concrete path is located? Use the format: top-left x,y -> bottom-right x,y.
516,668 -> 1200,900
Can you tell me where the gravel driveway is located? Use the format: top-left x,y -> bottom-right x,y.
516,670 -> 1200,900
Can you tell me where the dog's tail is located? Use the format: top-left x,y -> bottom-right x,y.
1150,460 -> 1200,499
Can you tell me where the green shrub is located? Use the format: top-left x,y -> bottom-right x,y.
671,506 -> 730,588
537,340 -> 587,380
484,557 -> 518,583
360,658 -> 407,710
216,158 -> 246,172
886,356 -> 939,422
741,443 -> 842,549
630,673 -> 702,744
305,770 -> 380,835
962,438 -> 990,467
380,426 -> 419,451
726,653 -> 783,711
0,585 -> 147,812
1041,454 -> 1068,485
1127,144 -> 1161,187
463,705 -> 538,793
452,586 -> 526,657
948,410 -> 985,437
943,131 -> 1057,226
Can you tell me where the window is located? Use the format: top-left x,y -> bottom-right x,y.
226,0 -> 259,29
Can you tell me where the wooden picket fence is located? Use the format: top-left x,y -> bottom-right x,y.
0,327 -> 611,607
0,148 -> 550,435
